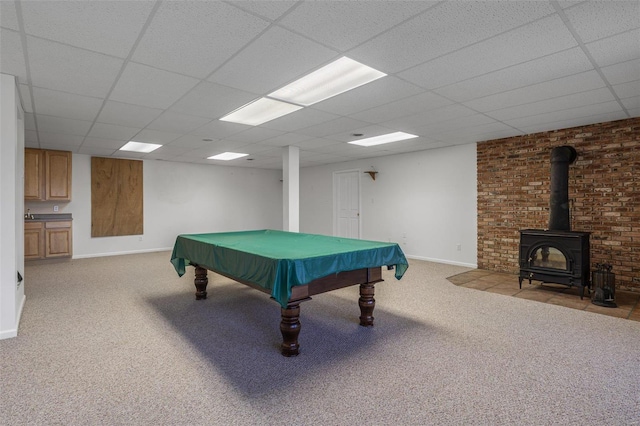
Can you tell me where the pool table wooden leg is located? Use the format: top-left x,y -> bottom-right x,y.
194,265 -> 208,300
359,282 -> 375,326
280,302 -> 301,357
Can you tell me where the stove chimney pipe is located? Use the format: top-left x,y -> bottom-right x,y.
548,145 -> 577,231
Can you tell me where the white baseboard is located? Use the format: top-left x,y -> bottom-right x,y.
406,254 -> 477,269
0,294 -> 25,340
72,247 -> 172,259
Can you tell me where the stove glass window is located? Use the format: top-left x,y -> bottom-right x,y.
530,246 -> 568,270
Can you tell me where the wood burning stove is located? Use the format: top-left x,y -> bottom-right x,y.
518,146 -> 591,297
519,229 -> 590,298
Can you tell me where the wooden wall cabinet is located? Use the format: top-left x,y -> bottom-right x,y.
24,220 -> 72,260
25,149 -> 72,201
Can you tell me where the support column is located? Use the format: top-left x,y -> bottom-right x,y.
282,146 -> 299,232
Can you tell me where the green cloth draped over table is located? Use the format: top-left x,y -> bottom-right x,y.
170,229 -> 409,308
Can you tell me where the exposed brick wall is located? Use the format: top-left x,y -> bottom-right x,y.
477,117 -> 640,292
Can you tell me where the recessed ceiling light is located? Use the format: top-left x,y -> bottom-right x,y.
269,57 -> 386,106
348,131 -> 418,147
207,152 -> 249,161
220,97 -> 302,126
119,141 -> 162,153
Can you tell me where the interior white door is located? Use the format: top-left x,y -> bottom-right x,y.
334,170 -> 360,239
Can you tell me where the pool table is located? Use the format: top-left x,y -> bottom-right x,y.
170,230 -> 409,356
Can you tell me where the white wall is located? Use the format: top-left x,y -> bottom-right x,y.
300,143 -> 478,268
0,73 -> 26,339
27,155 -> 283,258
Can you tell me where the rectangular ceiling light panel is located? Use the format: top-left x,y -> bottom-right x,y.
268,57 -> 387,106
119,141 -> 162,153
207,152 -> 249,161
220,97 -> 302,126
348,131 -> 418,147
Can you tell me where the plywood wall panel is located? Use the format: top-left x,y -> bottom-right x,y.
91,157 -> 143,237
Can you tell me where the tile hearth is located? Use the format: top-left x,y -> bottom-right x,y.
448,270 -> 640,322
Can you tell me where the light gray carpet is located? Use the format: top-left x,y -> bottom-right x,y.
2,251 -> 639,425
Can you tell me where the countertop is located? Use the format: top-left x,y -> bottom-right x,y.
24,213 -> 73,222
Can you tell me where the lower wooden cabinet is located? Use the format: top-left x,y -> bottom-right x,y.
24,221 -> 45,260
25,220 -> 72,260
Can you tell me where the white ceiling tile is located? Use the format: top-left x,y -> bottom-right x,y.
435,47 -> 594,102
37,132 -> 85,147
383,104 -> 477,133
226,127 -> 286,144
38,142 -> 82,152
24,113 -> 36,131
564,1 -> 640,43
278,1 -> 437,51
229,1 -> 297,21
463,70 -> 606,112
349,92 -> 454,124
112,150 -> 146,159
170,81 -> 258,119
32,87 -> 103,121
621,96 -> 640,111
168,134 -> 217,150
625,106 -> 640,117
613,80 -> 640,100
557,1 -> 588,10
329,125 -> 405,143
0,1 -> 19,30
81,137 -> 128,150
516,110 -> 631,134
109,62 -> 199,109
143,144 -> 189,157
209,26 -> 337,94
146,111 -> 210,134
189,120 -> 248,139
586,29 -> 640,68
27,36 -> 124,98
78,146 -> 118,156
132,1 -> 270,78
131,129 -> 182,144
296,116 -> 372,138
18,84 -> 33,113
400,14 -> 578,90
0,29 -> 27,83
88,122 -> 140,141
35,115 -> 92,136
421,114 -> 500,136
600,59 -> 640,86
349,1 -> 555,73
25,131 -> 38,145
20,1 -> 154,58
311,77 -> 423,116
294,138 -> 345,150
261,108 -> 339,133
260,132 -> 314,147
486,87 -> 616,121
505,100 -> 624,129
97,101 -> 163,128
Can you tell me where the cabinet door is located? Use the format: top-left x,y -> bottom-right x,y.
45,150 -> 72,201
25,148 -> 44,200
45,221 -> 72,258
25,222 -> 44,259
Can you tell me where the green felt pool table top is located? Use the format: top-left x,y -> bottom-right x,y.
170,229 -> 408,307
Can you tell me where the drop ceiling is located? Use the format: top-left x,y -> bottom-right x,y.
1,0 -> 638,170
